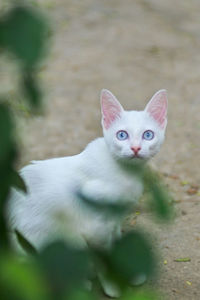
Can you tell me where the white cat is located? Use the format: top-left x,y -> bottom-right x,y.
7,89 -> 168,297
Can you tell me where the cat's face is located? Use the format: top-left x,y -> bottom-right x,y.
101,89 -> 167,161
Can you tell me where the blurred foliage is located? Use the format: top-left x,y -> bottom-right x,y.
0,4 -> 48,111
118,161 -> 174,221
109,231 -> 154,282
15,229 -> 37,256
0,3 -> 173,300
0,6 -> 47,67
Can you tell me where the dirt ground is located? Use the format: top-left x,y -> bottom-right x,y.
1,0 -> 200,299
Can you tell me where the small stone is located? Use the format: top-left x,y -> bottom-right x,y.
187,188 -> 198,195
190,184 -> 199,189
169,174 -> 179,180
174,199 -> 182,203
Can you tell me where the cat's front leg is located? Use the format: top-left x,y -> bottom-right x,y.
80,179 -> 120,203
130,273 -> 147,286
79,180 -> 123,298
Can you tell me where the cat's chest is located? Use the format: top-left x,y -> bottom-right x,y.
107,169 -> 143,201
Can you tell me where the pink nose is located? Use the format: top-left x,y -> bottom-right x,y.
131,146 -> 141,155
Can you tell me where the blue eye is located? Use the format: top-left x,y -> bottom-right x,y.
116,130 -> 129,140
143,130 -> 154,140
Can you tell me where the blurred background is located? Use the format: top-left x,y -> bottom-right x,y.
0,0 -> 200,299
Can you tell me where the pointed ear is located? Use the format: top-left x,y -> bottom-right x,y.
100,89 -> 124,129
145,89 -> 168,128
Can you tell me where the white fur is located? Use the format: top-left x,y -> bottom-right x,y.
6,89 -> 167,297
7,138 -> 144,250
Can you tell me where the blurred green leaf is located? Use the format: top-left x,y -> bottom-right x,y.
0,6 -> 48,68
0,103 -> 17,249
121,289 -> 159,300
15,230 -> 37,256
0,255 -> 49,300
0,146 -> 18,205
143,169 -> 173,221
22,71 -> 42,109
0,103 -> 14,161
67,289 -> 97,300
148,182 -> 172,220
11,170 -> 27,193
115,161 -> 173,221
109,231 -> 155,282
38,241 -> 90,297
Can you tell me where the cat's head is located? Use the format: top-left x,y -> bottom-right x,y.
100,89 -> 168,161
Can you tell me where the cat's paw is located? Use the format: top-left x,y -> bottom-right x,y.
102,281 -> 121,298
98,273 -> 121,298
130,273 -> 147,286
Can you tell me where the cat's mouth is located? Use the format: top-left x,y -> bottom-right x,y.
118,153 -> 145,160
133,156 -> 143,160
130,154 -> 143,160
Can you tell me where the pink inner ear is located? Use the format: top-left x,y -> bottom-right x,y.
101,90 -> 122,129
146,90 -> 167,128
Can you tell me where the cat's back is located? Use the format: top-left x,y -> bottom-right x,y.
20,138 -> 107,189
23,154 -> 80,187
8,153 -> 83,216
8,138 -> 108,211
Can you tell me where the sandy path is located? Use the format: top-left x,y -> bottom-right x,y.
4,0 -> 200,299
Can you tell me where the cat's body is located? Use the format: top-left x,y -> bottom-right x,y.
7,89 -> 168,297
8,137 -> 143,251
